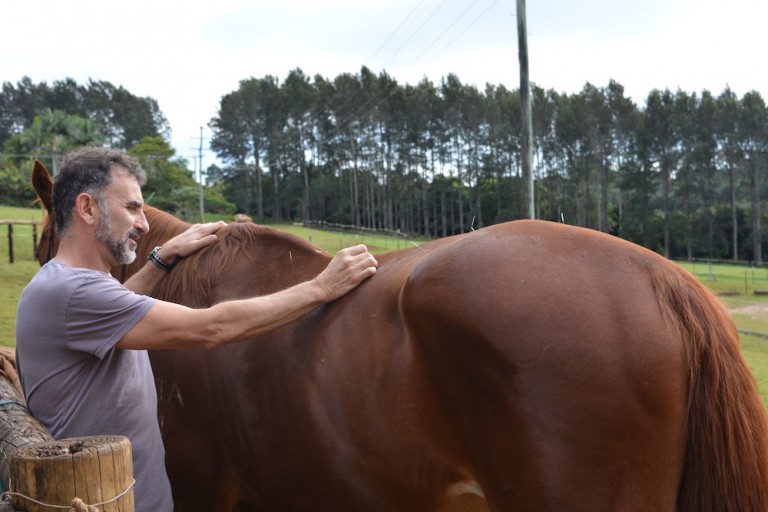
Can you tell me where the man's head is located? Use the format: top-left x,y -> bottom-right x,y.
52,146 -> 146,235
53,146 -> 148,265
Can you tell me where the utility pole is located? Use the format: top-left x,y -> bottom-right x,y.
517,0 -> 535,219
198,127 -> 205,222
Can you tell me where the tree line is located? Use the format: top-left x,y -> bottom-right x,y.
2,71 -> 768,262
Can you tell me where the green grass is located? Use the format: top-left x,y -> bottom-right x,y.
3,206 -> 768,405
676,259 -> 768,296
0,206 -> 44,347
269,223 -> 427,255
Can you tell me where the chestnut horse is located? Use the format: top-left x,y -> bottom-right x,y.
30,161 -> 768,511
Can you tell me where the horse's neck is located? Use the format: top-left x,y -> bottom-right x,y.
145,207 -> 190,245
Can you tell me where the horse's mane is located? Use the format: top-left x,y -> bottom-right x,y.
150,212 -> 328,308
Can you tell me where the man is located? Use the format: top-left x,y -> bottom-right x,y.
15,146 -> 378,511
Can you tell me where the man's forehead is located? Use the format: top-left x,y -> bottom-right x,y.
107,167 -> 144,203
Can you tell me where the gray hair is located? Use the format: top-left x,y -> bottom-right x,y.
52,146 -> 146,234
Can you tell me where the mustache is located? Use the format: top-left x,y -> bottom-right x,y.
127,229 -> 142,242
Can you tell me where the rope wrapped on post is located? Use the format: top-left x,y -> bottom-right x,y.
7,436 -> 134,512
0,479 -> 135,512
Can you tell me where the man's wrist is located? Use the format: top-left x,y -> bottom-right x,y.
310,275 -> 334,303
148,246 -> 177,272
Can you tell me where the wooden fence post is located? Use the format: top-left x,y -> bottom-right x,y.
0,348 -> 135,511
9,436 -> 134,512
6,225 -> 12,265
0,221 -> 41,264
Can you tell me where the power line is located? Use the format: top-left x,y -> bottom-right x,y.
407,0 -> 484,67
379,0 -> 451,71
422,0 -> 503,68
366,0 -> 430,65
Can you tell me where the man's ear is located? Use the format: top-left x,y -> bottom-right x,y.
74,193 -> 99,226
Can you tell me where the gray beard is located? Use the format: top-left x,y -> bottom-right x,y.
94,210 -> 138,266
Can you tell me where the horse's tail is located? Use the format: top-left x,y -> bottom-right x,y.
651,262 -> 768,511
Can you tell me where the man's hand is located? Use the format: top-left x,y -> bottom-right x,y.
313,244 -> 378,301
158,221 -> 228,263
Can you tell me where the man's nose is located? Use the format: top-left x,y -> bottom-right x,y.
136,211 -> 150,234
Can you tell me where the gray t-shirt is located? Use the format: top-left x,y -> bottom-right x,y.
15,260 -> 172,512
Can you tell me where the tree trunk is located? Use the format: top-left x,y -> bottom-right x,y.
752,156 -> 763,265
301,157 -> 310,221
729,163 -> 738,260
662,159 -> 671,259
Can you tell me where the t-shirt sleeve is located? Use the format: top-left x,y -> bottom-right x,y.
65,274 -> 156,359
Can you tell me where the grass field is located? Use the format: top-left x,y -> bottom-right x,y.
0,206 -> 45,349
2,205 -> 768,405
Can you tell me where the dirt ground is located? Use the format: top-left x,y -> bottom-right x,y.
731,305 -> 768,314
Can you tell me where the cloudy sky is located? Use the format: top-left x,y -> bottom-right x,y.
4,0 -> 766,168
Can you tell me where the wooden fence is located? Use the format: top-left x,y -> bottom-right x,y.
0,221 -> 38,264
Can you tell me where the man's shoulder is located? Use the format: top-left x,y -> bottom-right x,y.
37,260 -> 116,286
21,261 -> 121,306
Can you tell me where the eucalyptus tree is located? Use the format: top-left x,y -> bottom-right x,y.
209,76 -> 280,220
740,91 -> 768,264
329,70 -> 366,225
47,78 -> 85,115
78,79 -> 168,149
210,85 -> 257,215
715,88 -> 744,260
642,89 -> 678,258
672,90 -> 706,260
532,88 -> 564,222
0,77 -> 50,147
281,68 -> 317,221
440,73 -> 485,233
620,103 -> 659,248
554,86 -> 613,229
691,91 -> 720,258
364,69 -> 399,231
579,83 -> 615,232
605,80 -> 640,236
0,77 -> 166,152
552,91 -> 581,221
257,76 -> 283,220
460,82 -> 486,231
308,74 -> 338,221
377,79 -> 404,231
480,83 -> 520,224
404,78 -> 446,236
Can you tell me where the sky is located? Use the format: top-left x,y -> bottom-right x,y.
4,0 -> 767,171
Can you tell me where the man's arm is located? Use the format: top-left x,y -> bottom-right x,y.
116,244 -> 378,350
124,221 -> 227,296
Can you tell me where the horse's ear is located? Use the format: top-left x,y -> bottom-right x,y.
32,160 -> 53,213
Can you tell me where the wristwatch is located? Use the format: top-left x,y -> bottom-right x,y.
148,246 -> 176,272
